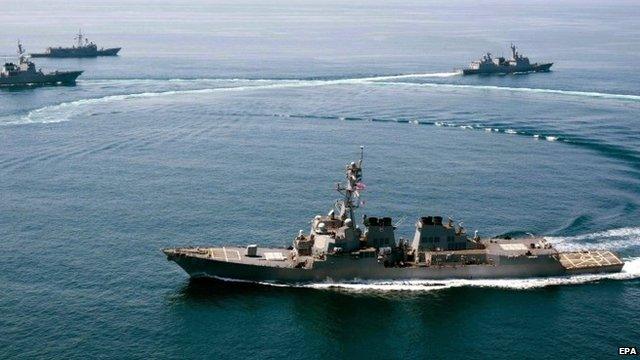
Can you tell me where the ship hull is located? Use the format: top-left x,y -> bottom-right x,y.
0,70 -> 83,87
463,62 -> 553,75
31,47 -> 121,58
165,248 -> 623,284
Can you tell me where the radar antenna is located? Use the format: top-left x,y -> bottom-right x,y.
335,146 -> 365,224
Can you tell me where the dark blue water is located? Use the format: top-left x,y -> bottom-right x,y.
1,1 -> 639,359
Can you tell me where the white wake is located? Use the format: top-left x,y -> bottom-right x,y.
5,71 -> 639,127
371,81 -> 640,102
545,227 -> 640,252
8,73 -> 460,126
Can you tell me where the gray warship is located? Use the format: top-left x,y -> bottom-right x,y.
463,44 -> 553,75
164,148 -> 624,284
30,30 -> 121,58
1,42 -> 82,87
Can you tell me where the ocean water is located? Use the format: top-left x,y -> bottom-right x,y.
1,1 -> 640,359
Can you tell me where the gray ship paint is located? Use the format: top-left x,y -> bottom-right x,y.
164,149 -> 624,284
0,42 -> 82,86
30,30 -> 121,58
463,44 -> 553,75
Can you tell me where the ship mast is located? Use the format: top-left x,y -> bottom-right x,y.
17,40 -> 26,64
336,146 -> 364,224
76,29 -> 84,48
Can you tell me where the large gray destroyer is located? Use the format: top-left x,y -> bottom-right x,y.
164,148 -> 623,284
30,30 -> 121,58
1,42 -> 82,87
463,44 -> 553,75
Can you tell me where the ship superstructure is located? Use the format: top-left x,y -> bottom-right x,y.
1,42 -> 82,86
164,148 -> 623,284
463,44 -> 553,75
30,30 -> 121,58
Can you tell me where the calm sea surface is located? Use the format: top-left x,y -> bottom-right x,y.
1,1 -> 639,359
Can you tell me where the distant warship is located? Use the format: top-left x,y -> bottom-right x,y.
30,30 -> 121,58
463,44 -> 553,75
164,147 -> 623,284
1,42 -> 82,87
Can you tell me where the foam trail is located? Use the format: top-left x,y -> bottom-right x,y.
371,81 -> 640,102
432,121 -> 564,143
6,70 -> 639,126
358,71 -> 461,81
78,72 -> 461,85
11,73 -> 462,125
13,81 -> 324,125
545,227 -> 640,252
78,78 -> 278,86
